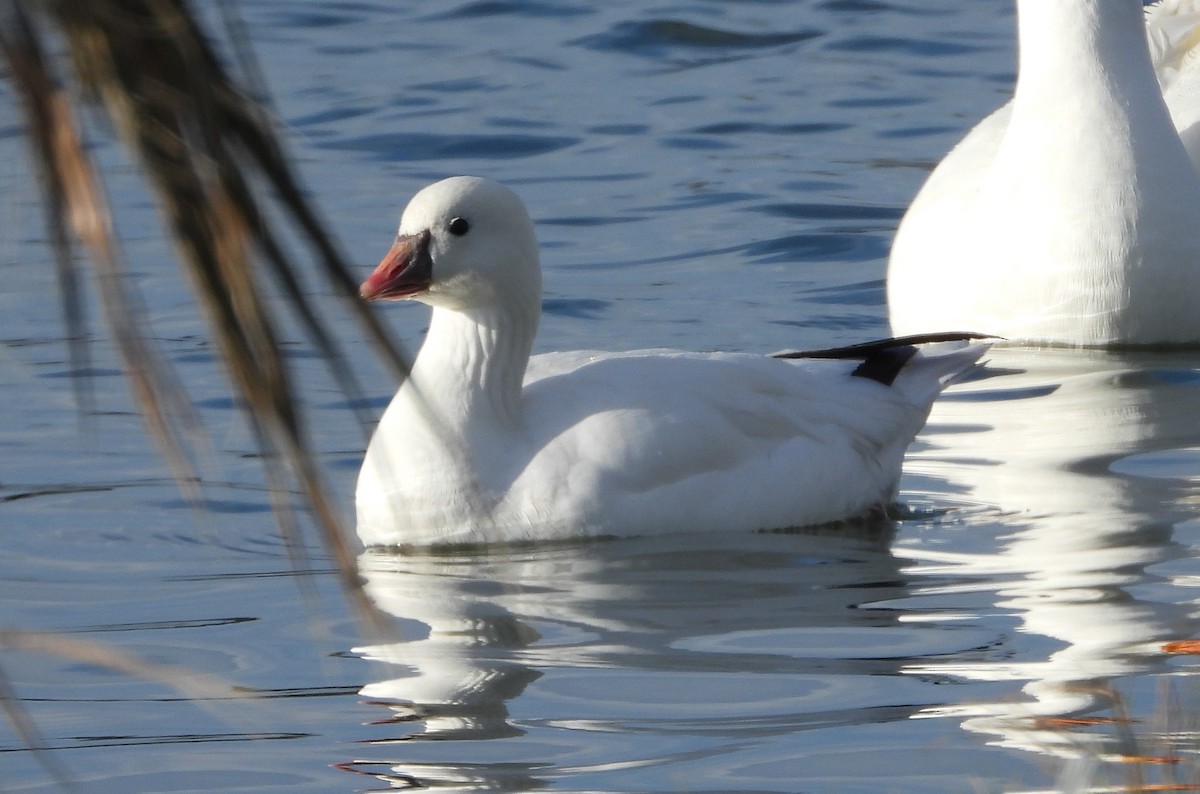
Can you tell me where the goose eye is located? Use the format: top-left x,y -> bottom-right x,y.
447,217 -> 470,236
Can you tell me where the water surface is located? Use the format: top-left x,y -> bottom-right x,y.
4,2 -> 1200,792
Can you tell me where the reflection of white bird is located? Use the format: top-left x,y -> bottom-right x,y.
356,176 -> 986,546
902,349 -> 1200,763
888,0 -> 1200,346
349,530 -> 913,788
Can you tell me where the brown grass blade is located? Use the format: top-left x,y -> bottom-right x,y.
3,0 -> 410,632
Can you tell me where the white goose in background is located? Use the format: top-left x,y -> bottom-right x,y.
355,177 -> 987,547
888,0 -> 1200,347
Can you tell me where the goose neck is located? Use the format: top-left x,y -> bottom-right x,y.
412,302 -> 537,427
1013,0 -> 1156,101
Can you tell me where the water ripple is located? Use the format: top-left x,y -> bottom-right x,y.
425,1 -> 592,21
757,201 -> 903,222
575,20 -> 822,58
744,232 -> 889,263
689,121 -> 851,136
542,298 -> 610,319
319,131 -> 579,161
826,35 -> 986,57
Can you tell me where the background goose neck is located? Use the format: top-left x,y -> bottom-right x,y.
1014,0 -> 1157,102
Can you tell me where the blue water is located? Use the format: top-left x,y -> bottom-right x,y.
4,2 -> 1200,792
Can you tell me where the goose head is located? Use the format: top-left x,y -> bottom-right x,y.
360,176 -> 542,313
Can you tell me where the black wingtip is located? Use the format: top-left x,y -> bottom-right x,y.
772,332 -> 997,362
849,345 -> 919,386
772,332 -> 997,386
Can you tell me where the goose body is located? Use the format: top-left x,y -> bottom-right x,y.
356,177 -> 986,546
887,0 -> 1200,347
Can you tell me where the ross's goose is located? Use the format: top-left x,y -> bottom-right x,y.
356,176 -> 988,546
887,0 -> 1200,347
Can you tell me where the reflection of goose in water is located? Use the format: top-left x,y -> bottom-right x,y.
899,348 -> 1200,767
344,530 -> 987,790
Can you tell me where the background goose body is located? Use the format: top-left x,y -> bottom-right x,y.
355,177 -> 986,546
888,0 -> 1200,346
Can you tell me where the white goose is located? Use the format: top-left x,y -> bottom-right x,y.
888,0 -> 1200,347
355,177 -> 987,546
